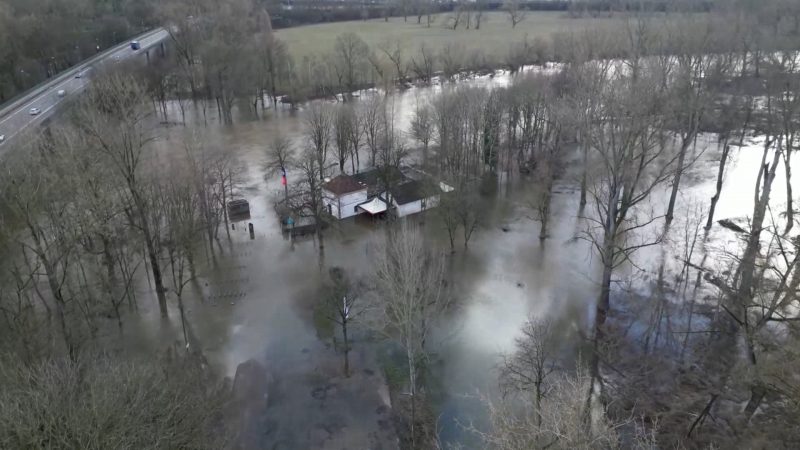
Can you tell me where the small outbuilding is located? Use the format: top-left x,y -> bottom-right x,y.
322,175 -> 367,219
390,180 -> 446,218
227,199 -> 251,218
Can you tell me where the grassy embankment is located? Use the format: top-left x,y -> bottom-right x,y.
276,11 -> 623,65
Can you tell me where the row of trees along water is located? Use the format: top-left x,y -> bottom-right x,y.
1,0 -> 800,447
140,0 -> 800,125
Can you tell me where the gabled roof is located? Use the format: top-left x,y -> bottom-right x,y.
352,167 -> 406,190
322,175 -> 365,196
390,180 -> 439,205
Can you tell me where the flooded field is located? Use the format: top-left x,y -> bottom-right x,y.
119,68 -> 799,448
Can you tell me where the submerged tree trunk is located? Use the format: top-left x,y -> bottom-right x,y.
785,150 -> 794,234
597,254 -> 614,328
734,139 -> 782,316
596,184 -> 620,328
706,141 -> 731,229
342,319 -> 350,377
579,144 -> 588,209
407,347 -> 417,448
177,294 -> 189,349
23,219 -> 75,360
665,137 -> 692,224
145,235 -> 168,317
130,188 -> 168,316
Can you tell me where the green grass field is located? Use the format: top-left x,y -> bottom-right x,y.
275,11 -> 622,63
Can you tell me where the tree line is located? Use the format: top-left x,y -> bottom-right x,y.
0,68 -> 248,444
0,0 -> 163,101
279,3 -> 800,447
422,9 -> 800,450
0,0 -> 799,447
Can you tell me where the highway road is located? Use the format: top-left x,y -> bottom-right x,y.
0,28 -> 169,154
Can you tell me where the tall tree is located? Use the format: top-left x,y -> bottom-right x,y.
320,267 -> 364,377
264,134 -> 294,204
375,223 -> 449,447
504,0 -> 526,29
582,63 -> 676,338
663,18 -> 719,224
77,72 -> 170,317
333,32 -> 370,98
305,103 -> 333,181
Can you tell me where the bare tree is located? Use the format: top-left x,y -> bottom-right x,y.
0,145 -> 81,359
475,0 -> 487,30
320,267 -> 365,377
663,21 -> 720,225
345,106 -> 365,172
435,190 -> 460,252
449,6 -> 464,30
499,317 -> 558,427
290,149 -> 326,239
77,72 -> 170,318
474,366 -> 657,449
375,223 -> 449,447
333,32 -> 370,98
160,171 -> 201,351
457,184 -> 481,249
159,0 -> 209,98
208,150 -> 245,240
305,103 -> 333,180
379,40 -> 408,83
582,66 -> 675,330
701,71 -> 795,417
410,44 -> 435,83
705,213 -> 800,418
530,161 -> 556,242
360,93 -> 386,167
504,0 -> 527,29
0,352 -> 230,449
333,104 -> 356,173
263,134 -> 294,204
376,110 -> 409,205
706,95 -> 753,229
183,132 -> 223,255
410,100 -> 433,164
440,43 -> 464,80
261,34 -> 292,107
769,52 -> 800,233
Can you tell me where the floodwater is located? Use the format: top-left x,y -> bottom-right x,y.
128,68 -> 798,448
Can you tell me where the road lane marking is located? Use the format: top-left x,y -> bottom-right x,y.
0,29 -> 169,145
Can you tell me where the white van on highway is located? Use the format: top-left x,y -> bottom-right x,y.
57,89 -> 66,97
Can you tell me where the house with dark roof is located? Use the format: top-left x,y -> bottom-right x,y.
322,168 -> 453,220
352,167 -> 406,199
389,179 -> 453,217
322,174 -> 367,219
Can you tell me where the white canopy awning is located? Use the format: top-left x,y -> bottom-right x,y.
358,197 -> 388,215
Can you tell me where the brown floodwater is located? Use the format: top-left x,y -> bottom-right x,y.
123,68 -> 798,447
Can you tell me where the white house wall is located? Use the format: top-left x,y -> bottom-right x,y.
396,200 -> 422,217
323,189 -> 368,219
394,195 -> 440,218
